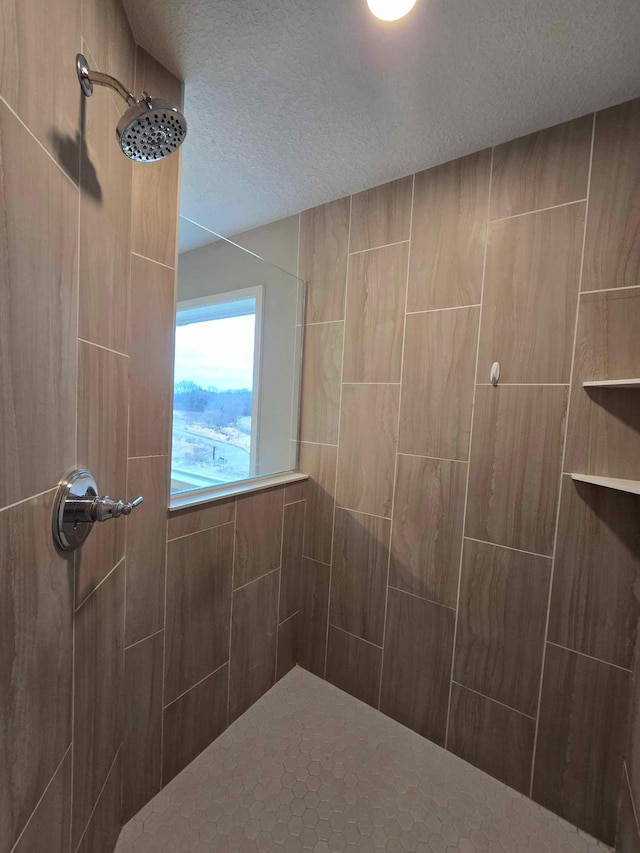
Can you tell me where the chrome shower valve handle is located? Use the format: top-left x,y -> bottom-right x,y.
91,494 -> 144,522
52,468 -> 144,552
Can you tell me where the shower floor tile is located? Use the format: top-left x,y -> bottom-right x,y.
116,666 -> 610,853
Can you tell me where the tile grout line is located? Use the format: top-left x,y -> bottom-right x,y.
0,94 -> 80,191
279,609 -> 300,628
131,250 -> 175,271
546,640 -> 632,673
74,555 -> 125,614
335,505 -> 391,522
581,283 -> 640,295
159,519 -> 169,789
444,146 -> 494,750
489,196 -> 588,224
232,564 -> 281,594
451,680 -> 537,720
406,303 -> 481,316
77,337 -> 129,360
73,745 -> 121,853
624,762 -> 640,840
387,584 -> 457,612
274,490 -> 287,682
377,172 -> 415,711
329,623 -> 384,651
0,486 -> 57,516
8,742 -> 73,853
164,659 -> 230,711
348,238 -> 410,256
324,194 -> 353,680
226,501 -> 238,727
528,110 -> 597,799
167,518 -> 235,543
397,452 -> 468,465
463,536 -> 552,561
124,627 -> 165,652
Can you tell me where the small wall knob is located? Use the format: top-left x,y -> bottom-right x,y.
52,468 -> 144,552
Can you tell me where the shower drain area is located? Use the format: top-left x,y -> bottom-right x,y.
116,667 -> 610,853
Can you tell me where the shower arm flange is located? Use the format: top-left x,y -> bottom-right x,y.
76,53 -> 137,106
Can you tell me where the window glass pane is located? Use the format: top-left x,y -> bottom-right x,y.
171,306 -> 256,493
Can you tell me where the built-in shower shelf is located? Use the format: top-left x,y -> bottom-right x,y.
571,473 -> 640,496
583,379 -> 640,388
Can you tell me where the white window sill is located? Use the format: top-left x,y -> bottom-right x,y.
168,471 -> 309,511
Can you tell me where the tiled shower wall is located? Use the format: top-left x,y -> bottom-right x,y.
297,97 -> 640,849
0,0 -> 184,848
0,2 -> 303,851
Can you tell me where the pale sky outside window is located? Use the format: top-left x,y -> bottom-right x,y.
174,314 -> 255,390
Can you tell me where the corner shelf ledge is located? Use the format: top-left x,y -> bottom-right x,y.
570,473 -> 640,496
583,379 -> 640,388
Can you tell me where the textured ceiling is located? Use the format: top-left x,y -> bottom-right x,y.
124,0 -> 640,237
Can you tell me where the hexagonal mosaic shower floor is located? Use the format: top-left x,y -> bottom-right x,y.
116,666 -> 610,853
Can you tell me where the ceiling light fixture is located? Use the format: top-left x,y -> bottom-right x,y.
367,0 -> 417,21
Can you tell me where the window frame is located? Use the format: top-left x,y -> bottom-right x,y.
170,284 -> 264,499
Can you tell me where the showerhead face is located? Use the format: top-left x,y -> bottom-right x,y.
117,97 -> 187,162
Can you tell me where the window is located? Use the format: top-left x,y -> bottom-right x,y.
171,287 -> 263,495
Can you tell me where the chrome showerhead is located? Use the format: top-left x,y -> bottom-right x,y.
117,98 -> 187,162
76,53 -> 187,162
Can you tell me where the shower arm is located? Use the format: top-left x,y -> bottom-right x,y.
76,54 -> 139,107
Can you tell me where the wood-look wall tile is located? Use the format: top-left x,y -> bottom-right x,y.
299,558 -> 330,678
454,540 -> 550,716
299,322 -> 343,445
299,198 -> 350,323
532,643 -> 630,845
280,501 -> 304,621
343,243 -> 409,383
122,633 -> 163,823
490,115 -> 592,220
565,289 -> 640,481
284,478 -> 307,505
336,384 -> 399,518
229,570 -> 279,722
466,386 -> 567,555
330,509 -> 390,646
235,487 -> 284,588
299,443 -> 337,565
165,523 -> 233,704
0,492 -> 72,853
0,103 -> 77,510
379,588 -> 454,745
162,665 -> 228,786
167,497 -> 236,540
0,0 -> 79,172
131,48 -> 181,268
350,176 -> 413,253
617,773 -> 640,853
399,307 -> 479,461
447,684 -> 535,795
128,254 -> 175,458
326,627 -> 382,709
277,615 -> 299,681
583,99 -> 640,292
408,150 -> 490,311
125,456 -> 168,646
83,0 -> 135,96
76,752 -> 121,853
549,477 -> 640,670
80,85 -> 131,354
72,562 -> 124,849
628,666 -> 640,831
390,455 -> 466,609
13,750 -> 71,853
478,203 -> 584,384
76,341 -> 128,604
